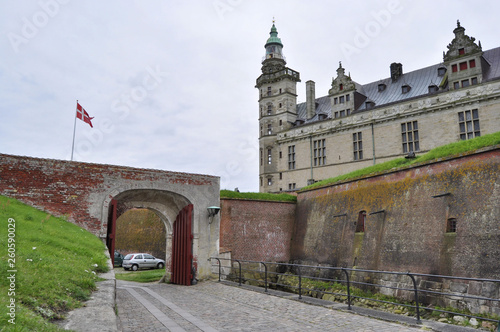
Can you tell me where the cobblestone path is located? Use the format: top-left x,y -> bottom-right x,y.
116,280 -> 422,332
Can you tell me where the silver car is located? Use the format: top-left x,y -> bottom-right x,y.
122,253 -> 165,271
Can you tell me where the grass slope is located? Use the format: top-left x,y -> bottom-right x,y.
220,190 -> 297,202
304,131 -> 500,191
0,196 -> 109,331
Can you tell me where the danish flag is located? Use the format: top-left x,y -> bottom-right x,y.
76,102 -> 94,128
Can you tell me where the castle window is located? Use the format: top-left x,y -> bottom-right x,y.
339,96 -> 345,104
267,86 -> 272,96
346,109 -> 351,116
458,109 -> 480,140
279,88 -> 282,94
267,149 -> 272,164
279,119 -> 282,126
462,79 -> 470,88
471,77 -> 478,85
469,59 -> 476,68
279,103 -> 282,108
402,85 -> 411,94
268,178 -> 272,186
356,211 -> 366,233
313,139 -> 326,166
340,110 -> 345,117
288,183 -> 296,190
260,177 -> 263,187
353,132 -> 363,161
279,172 -> 282,180
334,97 -> 338,105
401,121 -> 420,153
378,83 -> 386,92
428,85 -> 438,93
339,84 -> 343,91
438,67 -> 447,76
260,149 -> 263,166
446,218 -> 457,233
365,101 -> 375,110
279,151 -> 282,159
334,111 -> 339,118
267,124 -> 272,135
452,64 -> 458,73
346,94 -> 350,102
453,81 -> 459,89
267,104 -> 272,115
260,125 -> 263,137
288,145 -> 295,170
459,61 -> 468,71
459,48 -> 465,55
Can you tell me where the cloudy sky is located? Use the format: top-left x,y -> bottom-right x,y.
1,1 -> 499,192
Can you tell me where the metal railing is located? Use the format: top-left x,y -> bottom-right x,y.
210,258 -> 500,329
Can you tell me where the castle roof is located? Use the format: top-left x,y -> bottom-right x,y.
296,46 -> 500,125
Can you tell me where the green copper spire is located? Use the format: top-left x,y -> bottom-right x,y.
265,23 -> 283,47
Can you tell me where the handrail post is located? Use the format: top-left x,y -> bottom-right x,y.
234,259 -> 241,286
235,260 -> 242,286
298,266 -> 302,299
342,268 -> 352,310
214,258 -> 221,282
261,262 -> 268,292
407,272 -> 422,324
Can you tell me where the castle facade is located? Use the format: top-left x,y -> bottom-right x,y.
257,21 -> 500,192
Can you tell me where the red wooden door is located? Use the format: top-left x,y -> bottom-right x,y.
171,204 -> 193,285
106,199 -> 118,263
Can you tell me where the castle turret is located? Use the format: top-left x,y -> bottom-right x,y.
256,22 -> 301,193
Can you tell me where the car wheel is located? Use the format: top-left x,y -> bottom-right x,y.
157,262 -> 164,269
131,265 -> 138,271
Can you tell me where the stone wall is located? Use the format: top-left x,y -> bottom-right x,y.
291,146 -> 500,280
219,198 -> 295,262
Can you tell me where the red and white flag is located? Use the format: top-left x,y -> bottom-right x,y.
76,102 -> 94,128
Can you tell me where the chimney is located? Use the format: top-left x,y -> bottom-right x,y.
306,80 -> 316,119
390,63 -> 403,82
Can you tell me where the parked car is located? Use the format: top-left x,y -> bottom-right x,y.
114,251 -> 124,267
122,253 -> 165,271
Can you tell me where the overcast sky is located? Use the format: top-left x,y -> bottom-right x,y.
1,1 -> 499,192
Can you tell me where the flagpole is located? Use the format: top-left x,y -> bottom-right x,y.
71,100 -> 78,161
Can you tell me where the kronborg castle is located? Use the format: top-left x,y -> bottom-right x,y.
257,21 -> 500,193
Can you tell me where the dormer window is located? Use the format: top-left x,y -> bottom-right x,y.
318,113 -> 327,120
428,85 -> 438,93
365,101 -> 375,110
402,85 -> 411,94
378,83 -> 386,92
438,67 -> 447,76
459,48 -> 465,55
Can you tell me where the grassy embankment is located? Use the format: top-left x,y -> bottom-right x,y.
114,268 -> 165,283
0,196 -> 109,331
304,130 -> 500,190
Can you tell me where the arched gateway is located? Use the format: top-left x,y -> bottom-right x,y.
0,154 -> 220,284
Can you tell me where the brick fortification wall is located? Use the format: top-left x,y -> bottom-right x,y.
220,198 -> 295,262
0,153 -> 217,237
291,146 -> 500,279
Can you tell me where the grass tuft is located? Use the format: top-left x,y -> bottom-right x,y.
220,190 -> 297,202
115,268 -> 165,283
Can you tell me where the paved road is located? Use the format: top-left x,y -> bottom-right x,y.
116,280 -> 423,332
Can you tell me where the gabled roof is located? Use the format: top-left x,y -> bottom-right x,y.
294,47 -> 500,126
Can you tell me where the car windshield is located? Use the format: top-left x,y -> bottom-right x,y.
124,254 -> 134,260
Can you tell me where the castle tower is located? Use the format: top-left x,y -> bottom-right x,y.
256,22 -> 301,193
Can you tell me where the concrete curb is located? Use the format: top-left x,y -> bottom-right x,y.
57,251 -> 118,332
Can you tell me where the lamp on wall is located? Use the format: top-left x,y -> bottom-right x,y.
207,206 -> 220,218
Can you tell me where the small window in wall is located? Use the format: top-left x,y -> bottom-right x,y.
356,211 -> 366,233
459,62 -> 468,71
334,97 -> 338,105
288,145 -> 295,170
471,77 -> 478,85
267,178 -> 272,186
339,96 -> 345,103
260,177 -> 263,187
346,94 -> 350,102
353,132 -> 363,160
267,87 -> 272,96
459,48 -> 465,55
260,148 -> 263,166
267,148 -> 272,164
313,139 -> 326,166
446,218 -> 457,233
453,81 -> 460,89
401,121 -> 420,153
462,79 -> 470,88
469,59 -> 476,68
267,104 -> 272,115
452,64 -> 458,73
339,84 -> 344,91
267,124 -> 272,135
288,183 -> 296,190
279,172 -> 282,180
458,109 -> 480,140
